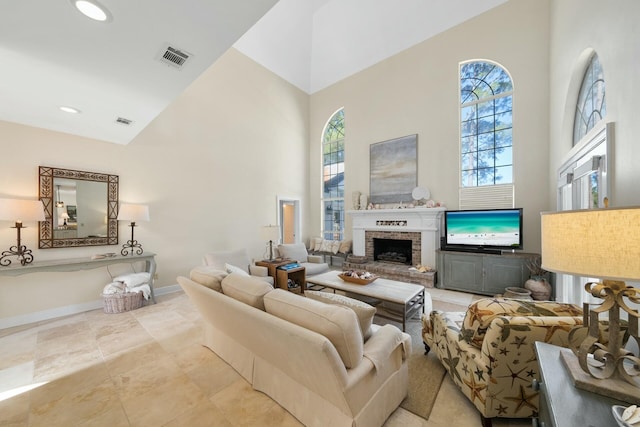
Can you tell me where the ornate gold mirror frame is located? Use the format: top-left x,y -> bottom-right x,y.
39,166 -> 119,248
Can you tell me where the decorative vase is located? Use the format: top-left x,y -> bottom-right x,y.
359,194 -> 368,210
352,191 -> 361,210
524,276 -> 552,301
504,287 -> 533,300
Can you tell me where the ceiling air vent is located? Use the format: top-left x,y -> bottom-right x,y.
157,44 -> 191,69
115,117 -> 133,126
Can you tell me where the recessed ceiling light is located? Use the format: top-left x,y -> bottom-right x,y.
71,0 -> 112,22
59,106 -> 81,114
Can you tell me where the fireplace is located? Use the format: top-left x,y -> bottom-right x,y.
373,238 -> 412,265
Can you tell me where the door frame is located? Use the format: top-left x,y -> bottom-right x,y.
277,195 -> 301,244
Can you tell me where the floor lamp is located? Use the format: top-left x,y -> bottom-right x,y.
118,203 -> 150,256
0,198 -> 45,266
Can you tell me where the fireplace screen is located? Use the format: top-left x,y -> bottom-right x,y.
373,238 -> 412,265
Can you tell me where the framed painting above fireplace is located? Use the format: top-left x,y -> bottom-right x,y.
370,134 -> 417,204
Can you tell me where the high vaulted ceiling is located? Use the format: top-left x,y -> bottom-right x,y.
0,0 -> 506,145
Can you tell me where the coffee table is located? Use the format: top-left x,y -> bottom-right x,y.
306,271 -> 427,331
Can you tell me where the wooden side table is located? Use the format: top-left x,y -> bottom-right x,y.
255,259 -> 292,279
276,265 -> 305,294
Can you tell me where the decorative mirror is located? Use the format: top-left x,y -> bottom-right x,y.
39,166 -> 119,248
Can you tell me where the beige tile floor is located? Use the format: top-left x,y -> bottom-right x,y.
0,288 -> 530,427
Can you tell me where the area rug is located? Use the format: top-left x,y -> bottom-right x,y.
377,299 -> 469,420
397,317 -> 446,419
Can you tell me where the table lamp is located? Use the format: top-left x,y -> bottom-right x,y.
541,207 -> 640,404
261,225 -> 280,261
0,198 -> 46,266
118,203 -> 150,256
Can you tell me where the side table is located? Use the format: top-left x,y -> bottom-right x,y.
276,265 -> 305,294
255,259 -> 292,279
534,341 -> 625,427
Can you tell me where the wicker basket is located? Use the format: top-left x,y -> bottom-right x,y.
102,292 -> 144,314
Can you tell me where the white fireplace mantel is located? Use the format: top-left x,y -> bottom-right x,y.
347,207 -> 446,268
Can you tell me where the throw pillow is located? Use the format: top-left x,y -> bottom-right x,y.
338,240 -> 352,254
304,290 -> 376,340
264,289 -> 363,368
225,263 -> 250,276
189,266 -> 227,292
221,273 -> 273,310
312,237 -> 323,252
319,239 -> 332,253
331,240 -> 341,254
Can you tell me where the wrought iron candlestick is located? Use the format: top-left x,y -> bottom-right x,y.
0,221 -> 35,266
121,221 -> 144,256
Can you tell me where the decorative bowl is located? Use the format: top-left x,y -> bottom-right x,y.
338,271 -> 378,285
612,405 -> 640,427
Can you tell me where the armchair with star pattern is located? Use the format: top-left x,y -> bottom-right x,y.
422,298 -> 586,427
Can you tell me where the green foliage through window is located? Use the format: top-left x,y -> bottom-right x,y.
460,61 -> 513,187
322,109 -> 345,240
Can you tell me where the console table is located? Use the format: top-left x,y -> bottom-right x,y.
0,253 -> 157,303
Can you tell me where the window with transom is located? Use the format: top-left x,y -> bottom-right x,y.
460,61 -> 513,187
321,109 -> 344,240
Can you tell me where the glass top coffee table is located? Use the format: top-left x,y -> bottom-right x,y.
306,271 -> 427,331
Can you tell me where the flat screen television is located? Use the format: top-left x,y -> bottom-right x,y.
442,208 -> 523,254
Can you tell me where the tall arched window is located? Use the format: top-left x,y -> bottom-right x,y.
460,61 -> 513,188
321,109 -> 345,240
573,53 -> 606,146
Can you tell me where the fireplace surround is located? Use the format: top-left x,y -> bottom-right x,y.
347,207 -> 445,287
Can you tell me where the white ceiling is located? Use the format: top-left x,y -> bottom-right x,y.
0,0 -> 506,145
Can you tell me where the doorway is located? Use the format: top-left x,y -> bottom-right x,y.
277,196 -> 300,244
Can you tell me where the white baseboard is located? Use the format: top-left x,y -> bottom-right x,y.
0,284 -> 182,330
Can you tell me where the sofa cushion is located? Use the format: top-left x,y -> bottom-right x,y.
277,243 -> 309,263
461,298 -> 583,348
189,266 -> 227,292
319,240 -> 332,253
305,290 -> 376,340
221,273 -> 274,310
264,289 -> 363,368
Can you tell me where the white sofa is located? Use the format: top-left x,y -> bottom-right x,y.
178,271 -> 411,427
276,243 -> 330,276
202,248 -> 274,285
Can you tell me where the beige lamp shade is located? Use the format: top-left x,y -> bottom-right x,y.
118,204 -> 150,222
0,198 -> 46,223
540,207 -> 640,282
261,225 -> 280,242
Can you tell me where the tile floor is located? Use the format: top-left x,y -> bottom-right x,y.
0,287 -> 531,426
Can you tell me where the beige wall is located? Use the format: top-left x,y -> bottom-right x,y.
549,0 -> 640,207
309,0 -> 550,255
0,49 -> 309,325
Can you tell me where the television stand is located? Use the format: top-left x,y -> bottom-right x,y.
436,249 -> 540,296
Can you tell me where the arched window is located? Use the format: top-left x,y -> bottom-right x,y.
573,53 -> 606,145
460,61 -> 513,188
321,109 -> 345,240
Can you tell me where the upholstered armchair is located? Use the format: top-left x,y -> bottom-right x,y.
276,243 -> 330,276
422,298 -> 586,427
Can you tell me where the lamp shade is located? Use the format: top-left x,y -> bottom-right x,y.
118,204 -> 150,222
0,198 -> 45,223
261,225 -> 280,242
541,207 -> 640,282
